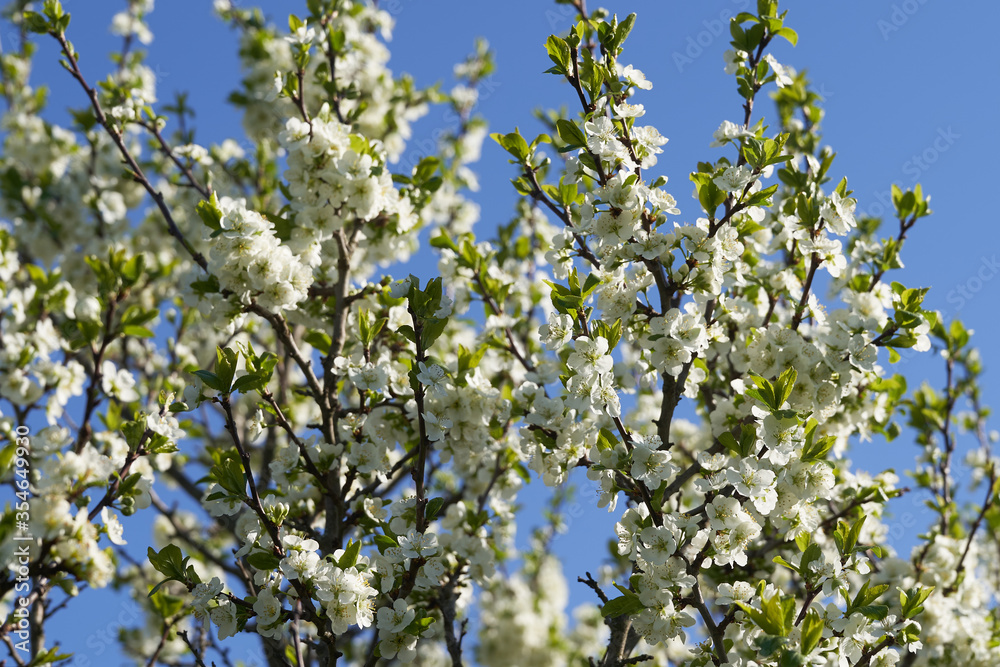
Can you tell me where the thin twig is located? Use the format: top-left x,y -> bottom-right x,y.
51,31 -> 209,271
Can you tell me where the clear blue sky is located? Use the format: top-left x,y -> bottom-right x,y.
21,0 -> 1000,663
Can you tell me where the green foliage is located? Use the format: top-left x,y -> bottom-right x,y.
602,582 -> 645,618
719,423 -> 758,458
147,544 -> 199,596
737,588 -> 795,637
745,368 -> 797,412
490,130 -> 530,162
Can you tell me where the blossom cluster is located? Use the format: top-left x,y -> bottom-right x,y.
208,196 -> 313,313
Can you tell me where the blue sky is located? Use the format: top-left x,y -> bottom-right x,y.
20,0 -> 1000,663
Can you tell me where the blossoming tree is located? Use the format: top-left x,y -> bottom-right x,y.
1,0 -> 997,666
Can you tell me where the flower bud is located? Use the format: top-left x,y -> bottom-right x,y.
75,296 -> 103,322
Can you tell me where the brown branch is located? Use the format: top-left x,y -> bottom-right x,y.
854,636 -> 895,667
790,251 -> 820,331
87,428 -> 150,522
687,575 -> 729,665
407,303 -> 432,534
51,31 -> 209,272
578,572 -> 609,605
944,461 -> 995,595
472,269 -> 533,372
217,395 -> 335,657
177,630 -> 210,667
145,618 -> 176,667
246,305 -> 326,409
140,119 -> 211,199
438,570 -> 467,667
74,293 -> 120,453
319,15 -> 347,125
261,389 -> 326,484
868,214 -> 917,292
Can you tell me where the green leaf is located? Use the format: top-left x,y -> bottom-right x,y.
581,272 -> 602,298
591,319 -> 623,350
121,420 -> 146,451
23,11 -> 51,33
774,367 -> 797,408
757,0 -> 778,18
601,593 -> 644,618
577,44 -> 603,99
147,545 -> 189,582
690,172 -> 727,217
27,646 -> 73,666
490,130 -> 530,161
845,516 -> 867,555
121,325 -> 154,338
196,193 -> 223,232
759,636 -> 790,660
409,156 -> 439,185
421,317 -> 448,349
801,420 -> 835,463
597,428 -> 618,451
231,373 -> 267,394
900,585 -> 934,619
846,579 -> 889,618
857,604 -> 889,621
213,346 -> 239,392
246,551 -> 282,571
0,442 -> 16,475
545,35 -> 571,74
304,330 -> 332,355
800,610 -> 824,654
612,13 -> 636,51
721,422 -> 758,457
425,497 -> 445,522
747,372 -> 778,410
121,253 -> 146,285
120,304 -> 159,328
775,27 -> 798,46
730,20 -> 749,50
738,592 -> 794,637
556,118 -> 587,150
772,555 -> 798,574
192,370 -> 223,391
211,457 -> 247,497
799,543 -> 823,580
719,432 -> 742,457
429,232 -> 459,253
374,534 -> 398,553
396,324 -> 416,344
339,539 -> 362,569
147,578 -> 171,597
744,182 -> 781,206
457,344 -> 487,382
403,614 -> 435,637
117,472 -> 142,496
150,590 -> 186,619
